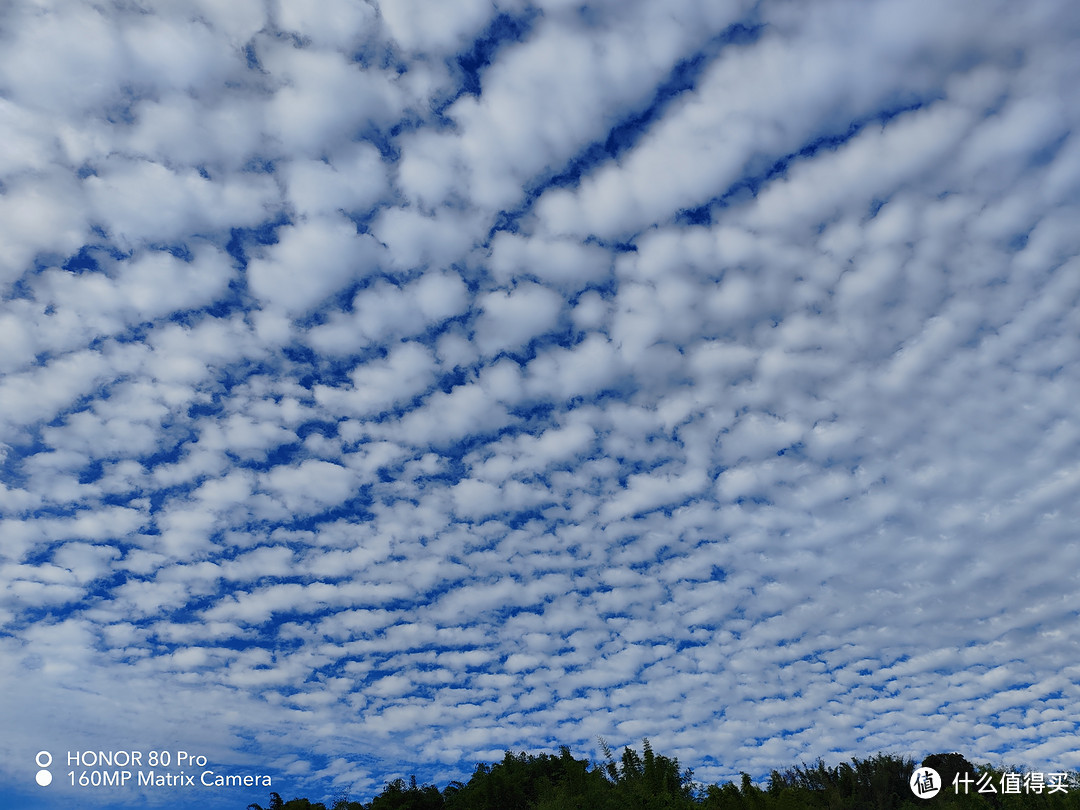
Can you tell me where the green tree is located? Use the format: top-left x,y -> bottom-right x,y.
246,744 -> 1080,810
922,752 -> 978,802
249,793 -> 286,810
598,738 -> 696,809
286,800 -> 330,810
367,775 -> 443,810
702,780 -> 747,809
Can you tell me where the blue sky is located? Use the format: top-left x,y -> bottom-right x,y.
1,0 -> 1079,808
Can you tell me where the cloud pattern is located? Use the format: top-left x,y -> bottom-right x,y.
1,0 -> 1079,806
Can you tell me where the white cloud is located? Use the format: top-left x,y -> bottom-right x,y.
489,232 -> 612,290
307,270 -> 470,354
247,215 -> 383,315
275,0 -> 377,51
377,0 -> 502,55
123,92 -> 270,171
260,40 -> 403,155
371,205 -> 485,271
262,459 -> 358,514
86,157 -> 278,248
1,0 -> 1079,803
315,341 -> 438,416
284,142 -> 389,219
473,282 -> 564,356
388,380 -> 512,447
0,172 -> 86,289
522,334 -> 621,401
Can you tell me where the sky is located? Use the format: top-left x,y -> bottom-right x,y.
1,0 -> 1079,808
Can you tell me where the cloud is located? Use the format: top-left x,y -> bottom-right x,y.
283,143 -> 389,220
262,459 -> 358,514
275,0 -> 377,51
86,157 -> 278,248
1,0 -> 1079,807
247,215 -> 383,315
315,341 -> 438,417
473,282 -> 565,356
489,232 -> 612,291
306,271 -> 470,355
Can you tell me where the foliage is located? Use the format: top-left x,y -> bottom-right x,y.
366,775 -> 443,810
246,746 -> 1080,810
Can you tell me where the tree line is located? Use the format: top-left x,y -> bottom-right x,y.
247,743 -> 1080,810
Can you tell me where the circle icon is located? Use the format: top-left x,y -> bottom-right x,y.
36,752 -> 53,768
910,767 -> 942,799
36,769 -> 53,787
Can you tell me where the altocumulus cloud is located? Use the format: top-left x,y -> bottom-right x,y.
1,0 -> 1079,807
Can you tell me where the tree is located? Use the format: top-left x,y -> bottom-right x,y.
364,775 -> 442,810
249,793 -> 285,810
245,745 -> 1080,810
285,800 -> 329,810
597,738 -> 696,809
921,752 -> 977,800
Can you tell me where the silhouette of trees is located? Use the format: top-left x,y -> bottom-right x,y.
245,746 -> 1080,810
441,747 -> 612,810
248,793 -> 286,810
760,752 -> 915,809
366,775 -> 443,810
596,737 -> 696,809
250,795 -> 332,810
921,752 -> 977,803
290,800 -> 331,810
